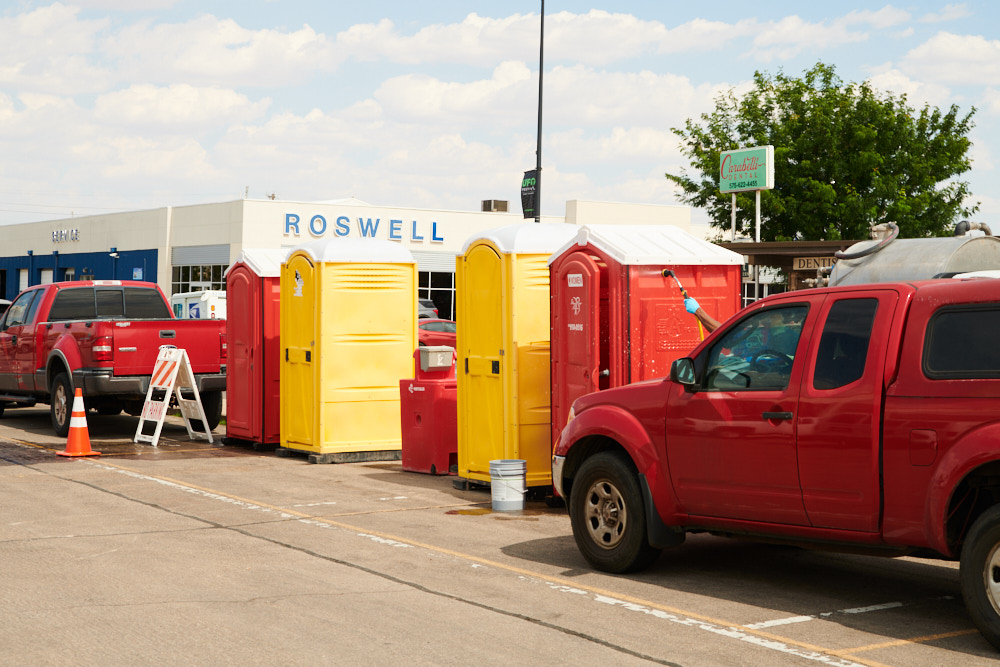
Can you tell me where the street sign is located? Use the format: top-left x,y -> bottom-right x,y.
520,169 -> 538,219
720,146 -> 774,193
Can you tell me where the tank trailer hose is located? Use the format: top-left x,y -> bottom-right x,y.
834,222 -> 899,261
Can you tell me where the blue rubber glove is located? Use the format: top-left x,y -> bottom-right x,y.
684,297 -> 700,314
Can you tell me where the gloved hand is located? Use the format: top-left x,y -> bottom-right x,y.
684,297 -> 700,314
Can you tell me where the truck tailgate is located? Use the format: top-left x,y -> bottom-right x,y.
108,320 -> 225,375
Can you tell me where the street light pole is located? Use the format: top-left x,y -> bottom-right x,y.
534,0 -> 544,223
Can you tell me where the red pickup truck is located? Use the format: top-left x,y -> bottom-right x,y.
0,281 -> 227,436
552,277 -> 1000,648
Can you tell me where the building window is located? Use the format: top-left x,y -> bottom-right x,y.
171,264 -> 227,295
419,271 -> 455,320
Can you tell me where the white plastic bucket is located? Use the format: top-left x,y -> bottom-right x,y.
489,459 -> 527,511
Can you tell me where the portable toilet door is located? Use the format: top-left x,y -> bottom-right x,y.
224,248 -> 285,447
549,249 -> 608,450
280,238 -> 417,463
457,242 -> 505,471
456,223 -> 577,489
281,249 -> 318,452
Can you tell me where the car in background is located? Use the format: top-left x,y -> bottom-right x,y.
418,319 -> 456,347
418,298 -> 439,319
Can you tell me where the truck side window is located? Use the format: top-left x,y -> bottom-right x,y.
124,287 -> 172,319
924,306 -> 1000,379
48,288 -> 96,321
813,298 -> 878,390
703,305 -> 808,391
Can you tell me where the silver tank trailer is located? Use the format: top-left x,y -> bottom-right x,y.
828,235 -> 1000,286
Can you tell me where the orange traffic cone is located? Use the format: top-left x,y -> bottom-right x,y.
57,388 -> 100,457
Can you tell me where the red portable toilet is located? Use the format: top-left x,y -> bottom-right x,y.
549,224 -> 744,447
224,248 -> 287,449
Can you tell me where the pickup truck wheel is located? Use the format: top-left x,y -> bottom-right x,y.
188,391 -> 222,432
960,504 -> 1000,649
50,373 -> 72,437
570,451 -> 661,573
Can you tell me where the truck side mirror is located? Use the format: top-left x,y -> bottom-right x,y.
670,358 -> 696,385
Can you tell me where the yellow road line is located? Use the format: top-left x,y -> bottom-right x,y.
837,628 -> 979,653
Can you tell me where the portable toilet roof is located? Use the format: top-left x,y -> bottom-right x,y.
291,237 -> 415,263
462,223 -> 578,255
225,248 -> 288,278
548,224 -> 745,266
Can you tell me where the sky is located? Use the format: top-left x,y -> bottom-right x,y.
1,1 -> 998,233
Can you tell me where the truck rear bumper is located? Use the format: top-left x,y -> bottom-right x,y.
75,369 -> 227,396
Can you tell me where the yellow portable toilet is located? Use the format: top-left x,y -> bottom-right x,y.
456,223 -> 577,489
279,238 -> 417,464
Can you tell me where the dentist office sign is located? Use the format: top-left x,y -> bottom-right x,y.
719,145 -> 774,243
719,146 -> 774,193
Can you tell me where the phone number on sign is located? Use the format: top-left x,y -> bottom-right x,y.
727,180 -> 759,189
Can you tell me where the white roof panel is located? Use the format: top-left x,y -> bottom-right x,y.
290,238 -> 415,264
462,223 -> 578,255
225,248 -> 288,278
548,224 -> 744,266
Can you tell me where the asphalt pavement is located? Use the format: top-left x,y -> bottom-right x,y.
2,406 -> 1000,666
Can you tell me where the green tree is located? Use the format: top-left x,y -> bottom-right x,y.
666,62 -> 977,242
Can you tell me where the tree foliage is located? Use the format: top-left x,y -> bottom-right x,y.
665,62 -> 977,242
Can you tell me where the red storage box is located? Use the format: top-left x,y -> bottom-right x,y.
400,347 -> 457,475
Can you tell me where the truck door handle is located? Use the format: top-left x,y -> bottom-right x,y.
762,411 -> 793,421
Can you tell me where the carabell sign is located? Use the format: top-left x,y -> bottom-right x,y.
719,146 -> 774,193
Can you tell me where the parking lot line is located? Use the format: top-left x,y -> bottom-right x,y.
74,456 -> 896,667
839,629 -> 979,654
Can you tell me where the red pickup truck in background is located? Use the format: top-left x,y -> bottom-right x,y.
0,281 -> 227,436
552,277 -> 1000,648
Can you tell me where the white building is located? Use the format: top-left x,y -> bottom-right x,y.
0,198 -> 693,319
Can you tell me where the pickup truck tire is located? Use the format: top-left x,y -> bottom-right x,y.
570,451 -> 661,573
50,373 -> 72,437
960,505 -> 1000,649
188,391 -> 222,432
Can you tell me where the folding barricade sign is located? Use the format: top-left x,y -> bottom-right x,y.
134,345 -> 214,446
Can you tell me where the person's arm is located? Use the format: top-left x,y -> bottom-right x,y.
685,297 -> 721,333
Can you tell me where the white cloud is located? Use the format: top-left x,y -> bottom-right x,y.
900,32 -> 1000,86
548,127 -> 682,168
841,6 -> 911,29
865,67 -> 953,108
339,11 -> 673,67
374,60 -> 532,127
983,88 -> 1000,116
105,15 -> 338,87
752,15 -> 867,62
373,61 -> 737,133
920,3 -> 971,23
0,3 -> 113,94
93,84 -> 271,128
